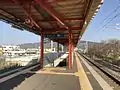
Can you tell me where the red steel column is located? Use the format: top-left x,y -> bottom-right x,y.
72,44 -> 74,66
40,31 -> 44,68
68,29 -> 72,69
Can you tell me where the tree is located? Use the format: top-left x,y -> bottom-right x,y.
86,39 -> 120,60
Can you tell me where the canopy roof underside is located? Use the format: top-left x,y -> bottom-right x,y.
0,0 -> 103,46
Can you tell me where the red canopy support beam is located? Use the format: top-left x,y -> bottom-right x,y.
0,8 -> 16,19
34,0 -> 69,30
40,31 -> 44,68
11,0 -> 42,29
37,17 -> 84,22
68,29 -> 72,69
43,26 -> 82,32
72,43 -> 74,65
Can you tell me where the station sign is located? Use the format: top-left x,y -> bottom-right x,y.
44,34 -> 65,39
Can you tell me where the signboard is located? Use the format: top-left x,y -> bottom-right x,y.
44,34 -> 65,39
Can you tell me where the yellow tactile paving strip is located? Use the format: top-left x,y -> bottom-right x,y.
75,53 -> 93,90
28,67 -> 74,75
41,67 -> 66,71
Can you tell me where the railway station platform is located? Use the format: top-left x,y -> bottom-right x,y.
0,52 -> 114,90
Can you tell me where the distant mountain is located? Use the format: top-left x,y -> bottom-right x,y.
19,42 -> 39,49
19,41 -> 58,49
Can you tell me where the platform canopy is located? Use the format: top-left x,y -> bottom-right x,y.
0,0 -> 103,46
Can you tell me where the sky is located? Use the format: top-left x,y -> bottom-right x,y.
0,22 -> 40,45
81,0 -> 120,42
0,0 -> 120,45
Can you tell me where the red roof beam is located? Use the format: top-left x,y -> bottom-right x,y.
52,37 -> 79,40
0,8 -> 16,19
46,0 -> 68,3
37,17 -> 84,22
43,26 -> 82,32
52,39 -> 78,43
44,32 -> 80,35
34,0 -> 69,30
11,0 -> 42,30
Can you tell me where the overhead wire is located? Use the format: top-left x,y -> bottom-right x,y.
99,5 -> 120,25
100,12 -> 120,30
97,0 -> 120,31
86,0 -> 120,40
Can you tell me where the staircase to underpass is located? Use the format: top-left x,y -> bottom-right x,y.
44,52 -> 68,67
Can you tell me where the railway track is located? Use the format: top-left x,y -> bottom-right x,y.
96,60 -> 120,72
0,63 -> 40,79
77,51 -> 120,86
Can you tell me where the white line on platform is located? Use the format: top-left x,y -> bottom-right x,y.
79,54 -> 113,90
28,70 -> 74,75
